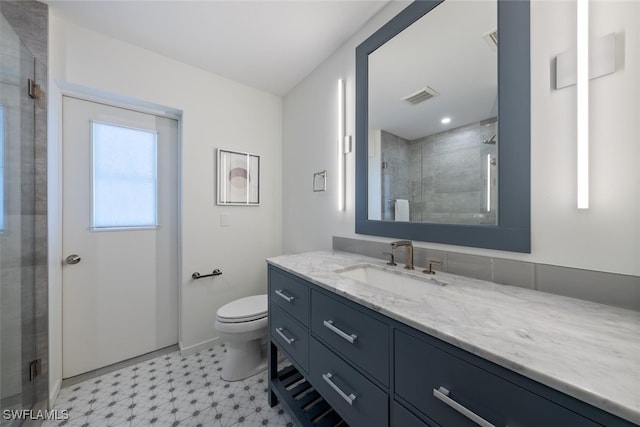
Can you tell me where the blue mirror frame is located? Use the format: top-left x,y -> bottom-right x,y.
355,0 -> 531,253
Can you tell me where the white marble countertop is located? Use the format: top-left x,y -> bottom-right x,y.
267,251 -> 640,425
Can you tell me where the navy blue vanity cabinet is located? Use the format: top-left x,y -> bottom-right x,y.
268,265 -> 638,427
392,402 -> 434,427
311,290 -> 390,387
310,338 -> 388,427
270,304 -> 310,372
395,329 -> 613,427
270,266 -> 310,327
268,265 -> 388,426
268,266 -> 348,426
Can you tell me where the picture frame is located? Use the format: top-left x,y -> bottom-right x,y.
216,149 -> 260,205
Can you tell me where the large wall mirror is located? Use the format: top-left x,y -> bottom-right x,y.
355,0 -> 530,252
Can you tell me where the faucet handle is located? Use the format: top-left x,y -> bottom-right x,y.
383,252 -> 397,266
423,260 -> 443,275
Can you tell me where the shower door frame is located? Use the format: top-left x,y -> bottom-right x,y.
0,0 -> 50,420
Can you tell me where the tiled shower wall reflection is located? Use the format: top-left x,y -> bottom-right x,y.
0,0 -> 48,417
380,119 -> 497,224
333,236 -> 640,311
380,131 -> 409,220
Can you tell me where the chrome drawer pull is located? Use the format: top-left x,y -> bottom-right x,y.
323,320 -> 358,344
433,386 -> 496,427
322,372 -> 357,406
275,327 -> 295,345
275,289 -> 295,302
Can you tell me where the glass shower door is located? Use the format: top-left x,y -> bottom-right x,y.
0,9 -> 42,425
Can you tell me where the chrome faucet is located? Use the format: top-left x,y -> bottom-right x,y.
390,240 -> 414,270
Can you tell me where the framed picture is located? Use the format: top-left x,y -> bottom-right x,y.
217,149 -> 260,205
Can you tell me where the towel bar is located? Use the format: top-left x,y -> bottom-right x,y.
192,269 -> 223,280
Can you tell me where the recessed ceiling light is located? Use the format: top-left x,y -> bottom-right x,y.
441,117 -> 451,124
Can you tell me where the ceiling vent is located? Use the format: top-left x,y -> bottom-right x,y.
483,29 -> 498,50
401,86 -> 439,105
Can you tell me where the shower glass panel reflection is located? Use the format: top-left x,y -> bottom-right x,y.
0,3 -> 48,423
379,118 -> 498,225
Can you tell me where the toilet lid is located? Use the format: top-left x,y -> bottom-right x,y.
217,294 -> 267,323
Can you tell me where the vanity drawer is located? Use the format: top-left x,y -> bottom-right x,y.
269,266 -> 310,327
270,304 -> 309,373
311,290 -> 390,386
310,338 -> 388,427
395,330 -> 602,427
392,402 -> 435,427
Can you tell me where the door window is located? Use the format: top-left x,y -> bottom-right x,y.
92,122 -> 158,229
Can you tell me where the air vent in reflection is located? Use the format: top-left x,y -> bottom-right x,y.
401,86 -> 439,105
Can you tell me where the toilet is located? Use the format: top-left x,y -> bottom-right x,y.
214,294 -> 268,381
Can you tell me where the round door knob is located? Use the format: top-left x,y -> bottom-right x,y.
65,254 -> 81,265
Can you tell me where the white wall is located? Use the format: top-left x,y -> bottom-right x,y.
530,0 -> 639,274
48,13 -> 282,400
283,0 -> 640,277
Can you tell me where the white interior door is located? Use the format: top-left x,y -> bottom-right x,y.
62,96 -> 179,378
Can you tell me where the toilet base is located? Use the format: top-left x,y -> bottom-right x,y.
221,338 -> 267,381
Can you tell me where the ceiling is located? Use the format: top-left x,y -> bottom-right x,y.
369,0 -> 497,140
45,0 -> 392,96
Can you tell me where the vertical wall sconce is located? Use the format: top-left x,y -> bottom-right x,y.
576,0 -> 589,209
556,1 -> 617,209
338,78 -> 346,211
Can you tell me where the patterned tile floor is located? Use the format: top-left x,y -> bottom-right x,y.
44,345 -> 294,427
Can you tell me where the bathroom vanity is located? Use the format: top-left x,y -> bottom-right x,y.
267,251 -> 640,427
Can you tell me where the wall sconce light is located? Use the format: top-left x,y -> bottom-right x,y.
576,0 -> 589,209
338,78 -> 350,211
556,1 -> 617,209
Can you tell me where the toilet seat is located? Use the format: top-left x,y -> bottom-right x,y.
216,294 -> 267,323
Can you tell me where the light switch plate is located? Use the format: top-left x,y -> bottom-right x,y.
220,214 -> 230,227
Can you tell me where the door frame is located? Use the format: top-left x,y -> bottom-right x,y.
48,81 -> 183,404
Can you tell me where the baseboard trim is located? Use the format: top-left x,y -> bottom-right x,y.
179,337 -> 222,356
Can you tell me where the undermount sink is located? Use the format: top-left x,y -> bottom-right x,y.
337,263 -> 447,294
